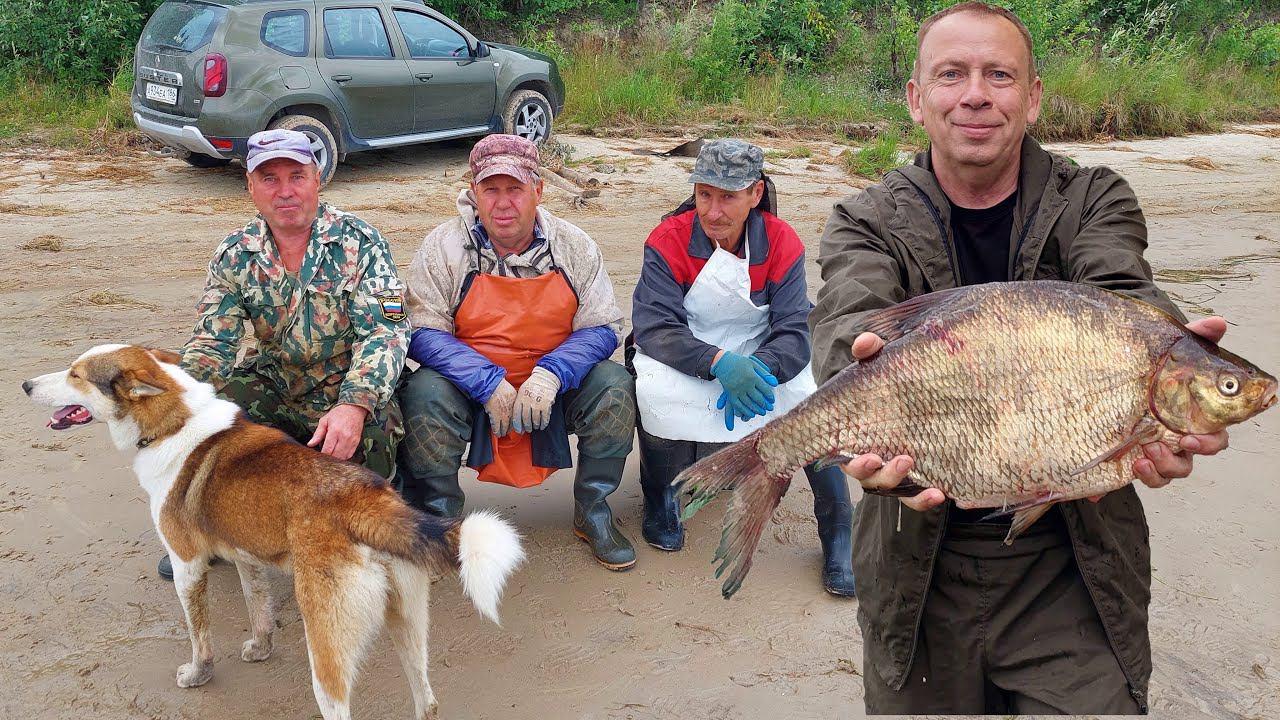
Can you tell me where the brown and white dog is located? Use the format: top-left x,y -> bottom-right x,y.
23,344 -> 524,720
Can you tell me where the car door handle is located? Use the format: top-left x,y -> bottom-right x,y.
331,74 -> 352,83
415,73 -> 434,82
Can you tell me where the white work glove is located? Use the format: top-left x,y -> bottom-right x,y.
512,366 -> 561,434
484,379 -> 518,438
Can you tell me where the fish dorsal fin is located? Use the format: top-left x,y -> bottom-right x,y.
859,286 -> 972,344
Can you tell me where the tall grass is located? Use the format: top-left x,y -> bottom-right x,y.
0,66 -> 138,148
558,35 -> 690,126
1038,50 -> 1280,139
843,129 -> 903,179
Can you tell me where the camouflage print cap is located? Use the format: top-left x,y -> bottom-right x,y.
687,138 -> 764,191
470,133 -> 540,185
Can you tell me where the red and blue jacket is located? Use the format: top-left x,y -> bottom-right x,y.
632,208 -> 813,383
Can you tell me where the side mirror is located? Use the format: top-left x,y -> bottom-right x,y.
474,41 -> 490,58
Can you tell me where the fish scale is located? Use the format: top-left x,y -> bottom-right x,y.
678,281 -> 1277,598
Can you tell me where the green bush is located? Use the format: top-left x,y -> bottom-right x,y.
0,0 -> 164,85
687,0 -> 859,101
687,0 -> 768,101
1212,22 -> 1280,67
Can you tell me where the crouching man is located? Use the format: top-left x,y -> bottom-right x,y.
396,134 -> 637,570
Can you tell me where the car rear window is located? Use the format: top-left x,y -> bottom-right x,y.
262,9 -> 309,57
140,1 -> 226,53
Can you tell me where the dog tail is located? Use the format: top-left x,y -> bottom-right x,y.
456,509 -> 525,624
345,493 -> 524,625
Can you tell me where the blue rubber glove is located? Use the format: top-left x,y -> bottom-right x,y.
716,390 -> 749,431
711,352 -> 778,429
715,388 -> 772,431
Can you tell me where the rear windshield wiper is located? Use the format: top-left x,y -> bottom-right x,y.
148,42 -> 190,52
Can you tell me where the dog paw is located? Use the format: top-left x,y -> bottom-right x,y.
176,661 -> 213,688
241,637 -> 272,662
420,700 -> 440,720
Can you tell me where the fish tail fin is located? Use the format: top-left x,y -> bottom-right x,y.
673,431 -> 794,599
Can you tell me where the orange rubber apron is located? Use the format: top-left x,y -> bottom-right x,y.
453,255 -> 578,488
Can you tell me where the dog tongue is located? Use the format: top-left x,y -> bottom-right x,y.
48,405 -> 92,430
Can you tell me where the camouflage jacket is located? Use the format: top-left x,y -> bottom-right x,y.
181,203 -> 409,418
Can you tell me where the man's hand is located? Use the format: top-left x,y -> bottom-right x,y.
841,332 -> 945,511
842,454 -> 946,512
485,379 -> 518,438
851,331 -> 886,360
1132,316 -> 1230,490
308,403 -> 369,461
513,367 -> 560,434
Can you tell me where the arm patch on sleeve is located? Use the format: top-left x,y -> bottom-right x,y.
378,294 -> 406,321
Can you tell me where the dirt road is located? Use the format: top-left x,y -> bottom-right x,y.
2,127 -> 1278,719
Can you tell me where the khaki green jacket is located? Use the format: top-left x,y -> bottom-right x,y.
810,135 -> 1184,711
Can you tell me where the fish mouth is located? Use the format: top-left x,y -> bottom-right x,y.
48,404 -> 93,430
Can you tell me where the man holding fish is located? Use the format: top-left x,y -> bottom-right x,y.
675,1 -> 1270,715
811,2 -> 1233,714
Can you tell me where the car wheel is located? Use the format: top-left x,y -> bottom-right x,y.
182,152 -> 232,168
268,114 -> 338,185
502,90 -> 553,145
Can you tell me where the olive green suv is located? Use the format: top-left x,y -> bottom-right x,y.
132,0 -> 564,183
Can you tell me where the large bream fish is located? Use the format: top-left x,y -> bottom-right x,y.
677,280 -> 1277,598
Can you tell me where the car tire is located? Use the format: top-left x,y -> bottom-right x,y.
502,90 -> 553,145
268,114 -> 338,185
182,152 -> 232,168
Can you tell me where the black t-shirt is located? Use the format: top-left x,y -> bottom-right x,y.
947,192 -> 1042,527
950,191 -> 1017,285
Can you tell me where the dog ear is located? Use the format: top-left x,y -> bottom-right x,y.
127,380 -> 166,398
119,364 -> 169,399
145,348 -> 183,365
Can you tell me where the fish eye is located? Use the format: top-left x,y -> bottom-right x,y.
1217,374 -> 1240,396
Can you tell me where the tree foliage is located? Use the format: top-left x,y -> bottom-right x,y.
0,0 -> 165,83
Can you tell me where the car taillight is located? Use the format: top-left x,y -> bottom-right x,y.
204,53 -> 227,97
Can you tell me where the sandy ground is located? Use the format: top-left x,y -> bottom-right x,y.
1,126 -> 1278,720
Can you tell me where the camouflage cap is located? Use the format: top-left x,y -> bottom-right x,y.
470,134 -> 540,185
687,138 -> 764,191
246,129 -> 316,172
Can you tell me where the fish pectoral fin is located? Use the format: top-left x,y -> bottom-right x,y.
812,452 -> 856,472
859,287 -> 971,345
979,492 -> 1062,521
862,478 -> 927,498
1003,502 -> 1058,545
1069,417 -> 1164,477
978,494 -> 1062,543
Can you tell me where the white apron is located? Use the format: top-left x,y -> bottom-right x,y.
634,231 -> 818,442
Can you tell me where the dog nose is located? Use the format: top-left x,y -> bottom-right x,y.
22,380 -> 33,395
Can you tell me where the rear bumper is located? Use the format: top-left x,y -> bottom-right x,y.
133,109 -> 226,158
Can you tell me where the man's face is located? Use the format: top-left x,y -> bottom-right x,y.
472,174 -> 543,252
907,12 -> 1042,171
246,158 -> 321,236
694,180 -> 764,246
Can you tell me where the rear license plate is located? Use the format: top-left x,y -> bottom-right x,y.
145,82 -> 178,105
